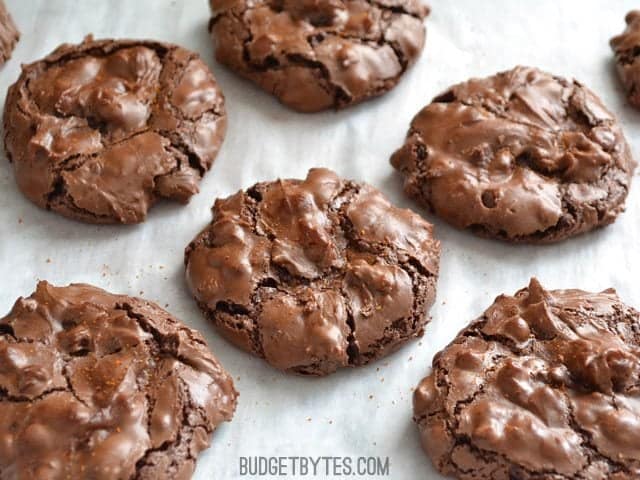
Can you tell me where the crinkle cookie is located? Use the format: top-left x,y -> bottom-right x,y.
391,66 -> 635,243
4,37 -> 227,223
0,281 -> 237,479
208,0 -> 430,112
185,168 -> 440,375
414,279 -> 640,479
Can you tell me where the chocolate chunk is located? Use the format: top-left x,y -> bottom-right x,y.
208,0 -> 430,112
3,36 -> 227,224
611,11 -> 640,108
0,281 -> 237,480
391,66 -> 636,243
413,279 -> 640,479
0,0 -> 18,65
184,168 -> 440,375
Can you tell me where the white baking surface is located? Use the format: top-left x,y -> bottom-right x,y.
1,0 -> 639,478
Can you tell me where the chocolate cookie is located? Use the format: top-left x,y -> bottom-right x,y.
4,36 -> 227,224
391,66 -> 635,243
185,168 -> 440,375
413,279 -> 640,480
611,11 -> 640,108
0,0 -> 18,65
0,281 -> 237,480
208,0 -> 430,112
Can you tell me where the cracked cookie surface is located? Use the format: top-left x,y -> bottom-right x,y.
185,168 -> 440,375
3,36 -> 227,224
0,0 -> 18,65
413,279 -> 640,480
611,11 -> 640,109
391,66 -> 635,243
208,0 -> 430,112
0,281 -> 237,480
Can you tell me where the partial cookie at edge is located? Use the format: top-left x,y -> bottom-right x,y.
0,281 -> 237,480
413,278 -> 640,479
611,10 -> 640,108
0,0 -> 18,65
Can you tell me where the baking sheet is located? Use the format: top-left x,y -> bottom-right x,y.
1,0 -> 639,478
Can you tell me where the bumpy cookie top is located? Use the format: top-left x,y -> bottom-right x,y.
209,0 -> 430,112
414,279 -> 640,479
392,66 -> 635,243
185,168 -> 440,375
0,0 -> 19,64
3,37 -> 227,224
0,282 -> 237,480
611,11 -> 640,108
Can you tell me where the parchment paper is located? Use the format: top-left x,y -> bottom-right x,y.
1,1 -> 639,478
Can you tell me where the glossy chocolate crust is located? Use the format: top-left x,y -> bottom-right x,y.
392,66 -> 635,243
3,37 -> 227,224
208,0 -> 430,112
413,279 -> 640,480
0,281 -> 237,480
185,168 -> 440,376
0,0 -> 18,65
611,11 -> 640,108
